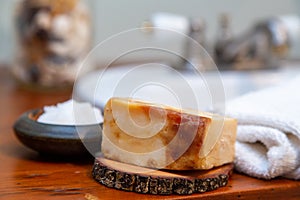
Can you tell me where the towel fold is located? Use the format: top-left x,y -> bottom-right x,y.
227,75 -> 300,180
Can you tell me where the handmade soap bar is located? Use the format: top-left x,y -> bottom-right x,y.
101,97 -> 237,170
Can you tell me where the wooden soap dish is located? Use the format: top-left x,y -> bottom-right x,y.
92,157 -> 233,195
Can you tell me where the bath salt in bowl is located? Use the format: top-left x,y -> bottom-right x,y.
13,100 -> 103,157
37,99 -> 103,125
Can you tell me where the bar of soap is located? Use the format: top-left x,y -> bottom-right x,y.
101,97 -> 237,170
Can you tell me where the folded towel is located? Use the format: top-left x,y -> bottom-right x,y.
226,75 -> 300,180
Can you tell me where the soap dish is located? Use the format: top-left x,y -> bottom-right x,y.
13,109 -> 102,157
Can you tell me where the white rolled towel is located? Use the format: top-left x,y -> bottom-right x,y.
227,75 -> 300,180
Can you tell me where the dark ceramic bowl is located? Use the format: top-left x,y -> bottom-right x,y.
13,109 -> 102,157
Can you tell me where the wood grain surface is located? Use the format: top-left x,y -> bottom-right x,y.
1,67 -> 300,200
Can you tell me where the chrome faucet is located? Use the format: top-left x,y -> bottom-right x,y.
143,13 -> 295,71
214,14 -> 290,70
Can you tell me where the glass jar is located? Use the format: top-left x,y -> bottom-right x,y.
12,0 -> 91,90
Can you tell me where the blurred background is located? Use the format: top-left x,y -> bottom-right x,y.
1,0 -> 300,65
2,0 -> 300,106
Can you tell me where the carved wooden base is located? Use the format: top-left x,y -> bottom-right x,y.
92,157 -> 233,195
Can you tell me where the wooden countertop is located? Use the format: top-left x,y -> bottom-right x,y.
1,68 -> 300,200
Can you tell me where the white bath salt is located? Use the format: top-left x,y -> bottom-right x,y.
37,99 -> 103,125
